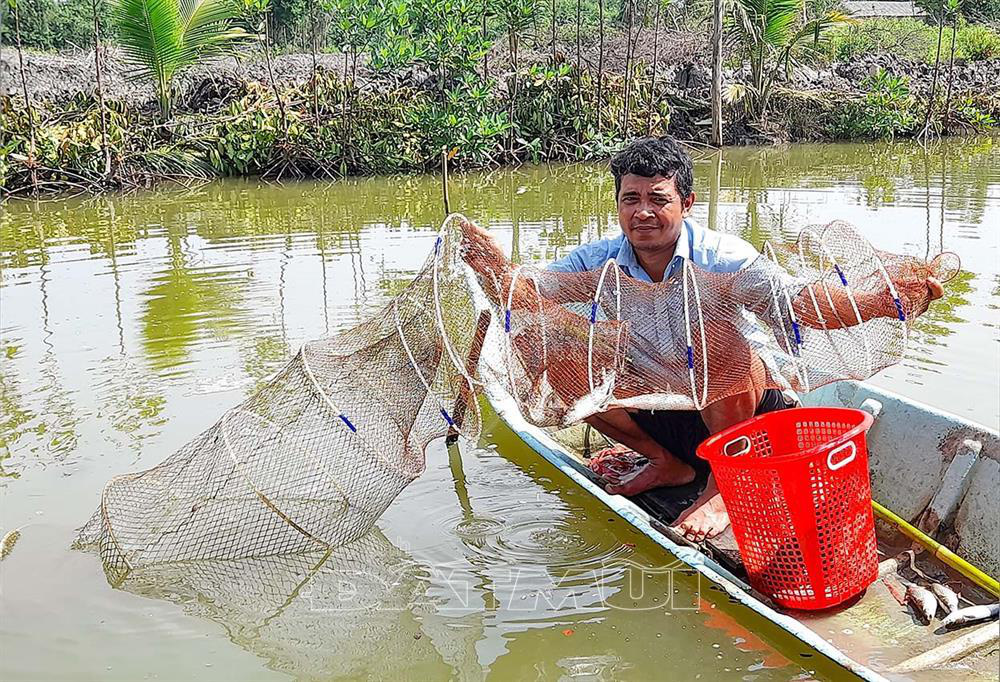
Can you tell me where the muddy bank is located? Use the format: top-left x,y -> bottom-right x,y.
6,39 -> 998,142
3,31 -> 709,108
1,47 -> 354,108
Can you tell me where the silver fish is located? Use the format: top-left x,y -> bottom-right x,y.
930,582 -> 959,614
905,583 -> 938,624
940,602 -> 1000,629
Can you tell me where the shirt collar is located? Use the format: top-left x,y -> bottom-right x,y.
615,219 -> 693,283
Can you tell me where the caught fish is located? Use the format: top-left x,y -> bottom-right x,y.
587,445 -> 648,485
883,577 -> 907,606
940,603 -> 1000,629
0,529 -> 20,560
930,582 -> 959,614
905,583 -> 938,624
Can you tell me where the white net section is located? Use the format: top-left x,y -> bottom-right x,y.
76,214 -> 959,584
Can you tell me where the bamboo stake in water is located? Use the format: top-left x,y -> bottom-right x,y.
441,147 -> 452,219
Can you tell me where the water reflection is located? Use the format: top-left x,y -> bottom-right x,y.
119,531 -> 466,680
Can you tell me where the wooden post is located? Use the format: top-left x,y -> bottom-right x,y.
710,0 -> 724,147
441,146 -> 451,219
446,310 -> 491,444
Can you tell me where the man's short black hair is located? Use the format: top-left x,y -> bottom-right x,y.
610,136 -> 694,201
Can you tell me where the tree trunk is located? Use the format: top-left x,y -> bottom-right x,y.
310,8 -> 320,125
597,0 -> 605,118
341,46 -> 350,168
263,14 -> 289,133
482,4 -> 489,78
551,0 -> 557,62
710,0 -> 723,146
943,13 -> 958,129
621,0 -> 635,132
922,10 -> 946,136
12,0 -> 39,194
751,47 -> 765,120
647,0 -> 661,133
158,72 -> 171,122
575,0 -> 583,115
508,30 -> 519,158
92,0 -> 111,177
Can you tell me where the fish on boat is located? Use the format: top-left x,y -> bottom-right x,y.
941,603 -> 1000,629
485,378 -> 1000,680
905,583 -> 939,625
930,582 -> 960,614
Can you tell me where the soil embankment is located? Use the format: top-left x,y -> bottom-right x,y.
6,41 -> 999,121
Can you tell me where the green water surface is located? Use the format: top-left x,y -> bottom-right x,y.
1,139 -> 998,681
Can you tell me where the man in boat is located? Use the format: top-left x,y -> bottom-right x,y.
544,135 -> 945,542
461,136 -> 944,543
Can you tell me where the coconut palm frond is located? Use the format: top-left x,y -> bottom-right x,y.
794,10 -> 857,46
113,0 -> 250,119
729,0 -> 802,48
723,82 -> 748,104
176,0 -> 250,65
114,0 -> 183,84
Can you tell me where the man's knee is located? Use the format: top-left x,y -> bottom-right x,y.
700,389 -> 759,434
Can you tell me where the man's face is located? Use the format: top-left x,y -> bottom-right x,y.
617,173 -> 695,255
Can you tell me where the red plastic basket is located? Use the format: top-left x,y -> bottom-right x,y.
697,407 -> 878,610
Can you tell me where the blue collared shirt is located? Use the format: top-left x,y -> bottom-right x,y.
546,219 -> 801,398
547,218 -> 761,281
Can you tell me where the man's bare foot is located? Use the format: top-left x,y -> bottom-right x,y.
672,492 -> 730,543
605,457 -> 696,495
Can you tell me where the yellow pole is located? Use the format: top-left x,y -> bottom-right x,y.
872,500 -> 999,597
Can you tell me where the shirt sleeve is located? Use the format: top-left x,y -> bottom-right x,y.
546,236 -> 619,273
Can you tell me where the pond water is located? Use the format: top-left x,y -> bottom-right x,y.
1,138 -> 997,681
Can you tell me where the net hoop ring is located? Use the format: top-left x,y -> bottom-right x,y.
504,266 -> 549,398
219,409 -> 333,550
681,259 -> 709,411
237,409 -> 354,510
761,242 -> 810,393
300,341 -> 423,478
588,258 -> 623,393
392,299 -> 479,441
800,226 -> 874,379
432,215 -> 482,394
97,474 -> 138,575
868,250 -> 910,351
796,236 -> 829,329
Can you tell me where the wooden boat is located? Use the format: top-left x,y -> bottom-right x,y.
484,379 -> 1000,680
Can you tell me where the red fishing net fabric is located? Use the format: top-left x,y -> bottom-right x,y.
77,214 -> 958,583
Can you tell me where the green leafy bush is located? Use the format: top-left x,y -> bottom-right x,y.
825,17 -> 1000,63
952,95 -> 998,131
0,0 -> 109,51
958,22 -> 1000,59
836,68 -> 917,139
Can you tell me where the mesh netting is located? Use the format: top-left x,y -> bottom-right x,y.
76,214 -> 958,584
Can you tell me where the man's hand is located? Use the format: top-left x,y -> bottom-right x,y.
459,219 -> 509,282
894,275 -> 944,318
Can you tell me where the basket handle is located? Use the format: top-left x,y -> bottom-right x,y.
827,441 -> 856,471
723,435 -> 752,457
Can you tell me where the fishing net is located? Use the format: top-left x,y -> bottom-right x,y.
76,214 -> 959,584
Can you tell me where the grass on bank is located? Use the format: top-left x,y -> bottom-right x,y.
825,17 -> 1000,63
